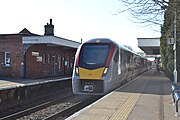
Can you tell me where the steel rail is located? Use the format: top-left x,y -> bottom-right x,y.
1,89 -> 73,120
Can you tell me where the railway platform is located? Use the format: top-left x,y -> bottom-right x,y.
66,68 -> 178,120
0,76 -> 71,90
0,76 -> 71,104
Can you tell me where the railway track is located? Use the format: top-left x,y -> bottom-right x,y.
43,96 -> 101,120
0,88 -> 73,120
0,87 -> 101,120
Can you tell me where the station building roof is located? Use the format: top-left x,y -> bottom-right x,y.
22,36 -> 81,49
0,28 -> 81,49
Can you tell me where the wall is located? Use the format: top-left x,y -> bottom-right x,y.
0,35 -> 77,79
25,44 -> 76,79
0,35 -> 23,78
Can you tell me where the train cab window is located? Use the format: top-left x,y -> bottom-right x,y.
79,44 -> 109,69
114,50 -> 119,63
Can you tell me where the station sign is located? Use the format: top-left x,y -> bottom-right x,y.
167,38 -> 174,44
32,52 -> 39,56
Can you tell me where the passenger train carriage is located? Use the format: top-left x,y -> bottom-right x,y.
72,38 -> 147,95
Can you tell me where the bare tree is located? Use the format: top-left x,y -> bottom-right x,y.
118,0 -> 169,26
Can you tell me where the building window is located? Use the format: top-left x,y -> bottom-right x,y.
52,55 -> 56,63
71,56 -> 74,68
43,54 -> 46,64
4,52 -> 11,67
67,56 -> 70,68
47,54 -> 51,64
58,55 -> 62,70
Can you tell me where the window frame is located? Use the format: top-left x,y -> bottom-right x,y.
4,52 -> 11,67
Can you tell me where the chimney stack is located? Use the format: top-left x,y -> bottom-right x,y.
44,19 -> 54,36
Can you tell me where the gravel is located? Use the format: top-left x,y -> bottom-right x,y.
17,95 -> 90,120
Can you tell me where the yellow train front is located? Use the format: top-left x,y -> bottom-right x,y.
72,38 -> 120,95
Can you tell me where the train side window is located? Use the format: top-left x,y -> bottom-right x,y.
114,50 -> 119,63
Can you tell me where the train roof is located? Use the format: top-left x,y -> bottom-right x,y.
84,38 -> 145,58
121,46 -> 145,57
85,38 -> 117,44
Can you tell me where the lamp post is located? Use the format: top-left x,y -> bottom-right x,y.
174,7 -> 177,84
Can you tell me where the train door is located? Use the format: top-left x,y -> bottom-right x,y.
118,49 -> 121,75
119,50 -> 129,83
130,53 -> 134,78
126,52 -> 133,80
112,49 -> 119,79
120,50 -> 126,76
133,54 -> 142,78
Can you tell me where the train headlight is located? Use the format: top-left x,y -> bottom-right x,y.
75,67 -> 79,76
103,67 -> 108,76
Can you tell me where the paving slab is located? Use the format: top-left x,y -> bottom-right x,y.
67,69 -> 180,120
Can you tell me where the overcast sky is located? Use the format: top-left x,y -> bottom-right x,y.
0,0 -> 161,52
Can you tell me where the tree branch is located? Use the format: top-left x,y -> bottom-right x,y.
118,0 -> 167,26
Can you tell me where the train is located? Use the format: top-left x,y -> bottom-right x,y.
72,38 -> 147,95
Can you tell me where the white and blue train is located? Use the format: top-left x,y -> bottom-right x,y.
72,38 -> 147,95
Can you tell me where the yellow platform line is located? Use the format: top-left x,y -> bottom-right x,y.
109,93 -> 140,120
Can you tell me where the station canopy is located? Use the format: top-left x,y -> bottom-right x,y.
22,36 -> 80,49
137,38 -> 160,55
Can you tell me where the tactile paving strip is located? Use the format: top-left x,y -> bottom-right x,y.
109,92 -> 140,120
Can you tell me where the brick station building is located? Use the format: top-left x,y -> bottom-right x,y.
0,19 -> 80,79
